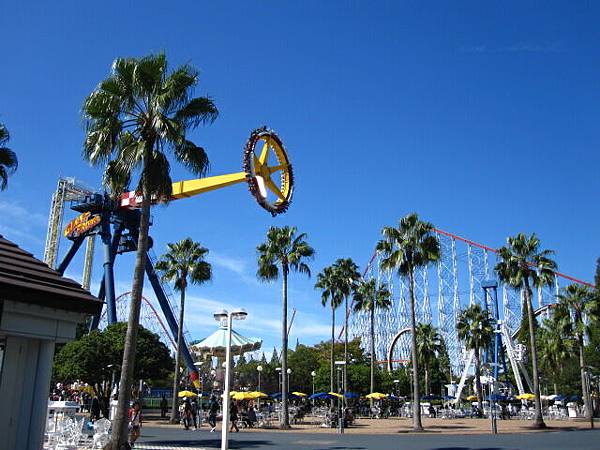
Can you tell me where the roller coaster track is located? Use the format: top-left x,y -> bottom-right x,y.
349,227 -> 594,375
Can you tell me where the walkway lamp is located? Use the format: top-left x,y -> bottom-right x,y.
335,361 -> 346,434
257,365 -> 263,408
213,308 -> 247,450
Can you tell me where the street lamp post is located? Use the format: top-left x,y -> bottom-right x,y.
275,367 -> 282,391
257,365 -> 263,409
311,371 -> 316,407
335,361 -> 346,434
287,368 -> 292,393
213,308 -> 247,450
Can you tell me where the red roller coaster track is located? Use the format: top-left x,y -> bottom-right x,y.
102,292 -> 177,349
340,227 -> 595,340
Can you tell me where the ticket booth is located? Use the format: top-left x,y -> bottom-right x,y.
0,235 -> 102,450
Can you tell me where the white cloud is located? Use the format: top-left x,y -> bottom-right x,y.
0,201 -> 47,246
461,42 -> 563,54
209,251 -> 261,286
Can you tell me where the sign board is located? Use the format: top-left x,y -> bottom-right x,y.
63,212 -> 101,239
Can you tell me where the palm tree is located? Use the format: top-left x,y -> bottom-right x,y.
332,258 -> 361,397
0,123 -> 18,191
352,278 -> 391,398
82,53 -> 217,449
415,323 -> 442,396
315,265 -> 343,404
256,226 -> 314,428
456,304 -> 494,413
556,284 -> 599,428
537,316 -> 573,395
376,212 -> 440,431
495,232 -> 556,428
155,238 -> 211,424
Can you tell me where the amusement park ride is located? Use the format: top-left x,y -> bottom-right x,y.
43,127 -> 294,387
42,124 -> 594,399
349,228 -> 594,401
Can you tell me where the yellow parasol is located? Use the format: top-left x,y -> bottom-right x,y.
466,395 -> 478,401
328,392 -> 344,399
178,390 -> 198,398
249,391 -> 268,399
516,393 -> 536,401
365,392 -> 387,400
292,392 -> 308,397
231,391 -> 254,400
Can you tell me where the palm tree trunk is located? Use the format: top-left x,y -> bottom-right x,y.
579,334 -> 594,428
474,349 -> 483,417
425,367 -> 429,397
330,304 -> 335,411
109,159 -> 152,449
553,382 -> 558,396
409,268 -> 423,431
370,306 -> 375,399
170,284 -> 186,423
524,281 -> 546,428
281,267 -> 289,429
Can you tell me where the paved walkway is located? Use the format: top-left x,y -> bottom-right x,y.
137,425 -> 600,450
143,415 -> 595,434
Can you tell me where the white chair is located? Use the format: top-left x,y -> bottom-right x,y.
55,417 -> 84,450
91,418 -> 111,449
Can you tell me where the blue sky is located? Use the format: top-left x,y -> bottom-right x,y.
1,1 -> 599,354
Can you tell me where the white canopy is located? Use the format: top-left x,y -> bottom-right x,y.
191,326 -> 262,357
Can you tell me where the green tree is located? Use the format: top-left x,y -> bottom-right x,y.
53,323 -> 173,417
256,226 -> 314,428
156,237 -> 211,423
332,258 -> 361,398
0,123 -> 18,190
415,323 -> 442,396
288,344 -> 320,394
315,265 -> 343,400
556,284 -> 599,428
537,315 -> 574,395
376,213 -> 440,431
495,232 -> 556,428
82,53 -> 217,448
352,278 -> 391,397
456,304 -> 494,413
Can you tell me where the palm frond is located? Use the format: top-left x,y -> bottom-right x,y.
174,97 -> 219,127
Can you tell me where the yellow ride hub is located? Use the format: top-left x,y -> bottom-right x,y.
243,127 -> 293,216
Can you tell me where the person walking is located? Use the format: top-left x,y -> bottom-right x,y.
128,401 -> 142,448
230,400 -> 240,433
90,396 -> 101,421
191,398 -> 198,430
208,395 -> 219,432
160,394 -> 168,419
182,399 -> 193,430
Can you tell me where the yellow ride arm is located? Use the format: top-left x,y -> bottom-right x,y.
170,172 -> 248,200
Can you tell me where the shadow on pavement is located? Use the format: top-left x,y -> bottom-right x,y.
141,438 -> 274,448
428,448 -> 513,450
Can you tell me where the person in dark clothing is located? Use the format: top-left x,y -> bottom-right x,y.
246,406 -> 257,428
191,399 -> 198,429
230,400 -> 239,432
208,395 -> 219,432
182,399 -> 193,430
90,396 -> 101,421
160,394 -> 168,419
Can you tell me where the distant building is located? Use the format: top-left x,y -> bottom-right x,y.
0,235 -> 102,450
